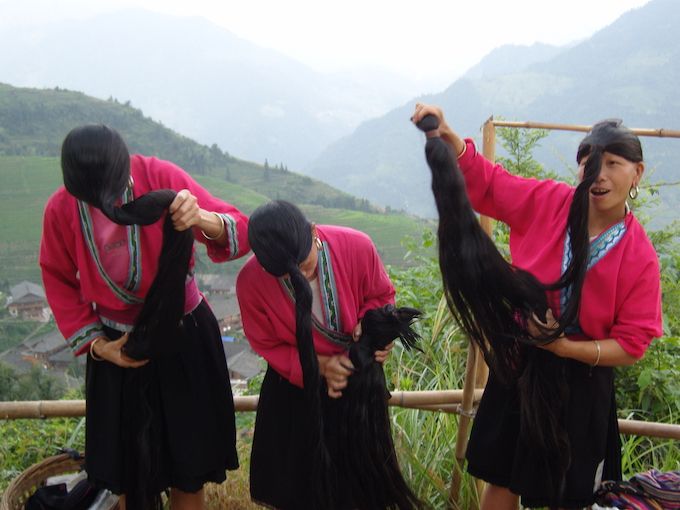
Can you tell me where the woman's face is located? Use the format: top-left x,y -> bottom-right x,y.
297,243 -> 319,281
578,151 -> 644,218
283,224 -> 319,281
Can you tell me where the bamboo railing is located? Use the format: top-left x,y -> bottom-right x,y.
2,395 -> 679,441
490,120 -> 680,138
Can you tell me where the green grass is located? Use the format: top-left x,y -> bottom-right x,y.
0,82 -> 376,215
0,156 -> 427,284
0,157 -> 61,283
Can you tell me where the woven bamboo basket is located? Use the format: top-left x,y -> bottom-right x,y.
0,453 -> 89,510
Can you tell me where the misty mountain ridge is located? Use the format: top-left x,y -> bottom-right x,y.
463,42 -> 566,81
0,7 -> 420,170
305,0 -> 680,218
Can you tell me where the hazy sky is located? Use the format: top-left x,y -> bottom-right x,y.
1,0 -> 652,88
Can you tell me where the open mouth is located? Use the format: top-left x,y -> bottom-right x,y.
590,188 -> 610,197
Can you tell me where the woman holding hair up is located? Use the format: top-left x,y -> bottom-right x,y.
411,104 -> 662,509
40,125 -> 250,509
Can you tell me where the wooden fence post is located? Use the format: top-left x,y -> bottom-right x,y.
448,117 -> 496,509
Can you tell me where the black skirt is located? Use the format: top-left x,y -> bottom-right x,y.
466,352 -> 622,509
84,299 -> 239,495
250,366 -> 355,510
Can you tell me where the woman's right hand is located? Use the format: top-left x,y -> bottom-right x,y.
91,333 -> 149,368
410,103 -> 445,126
318,354 -> 354,398
410,103 -> 466,157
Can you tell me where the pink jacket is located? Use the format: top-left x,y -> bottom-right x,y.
40,155 -> 250,355
236,225 -> 395,387
457,139 -> 662,358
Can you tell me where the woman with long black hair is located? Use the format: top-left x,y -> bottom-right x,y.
40,125 -> 250,509
410,105 -> 662,509
236,200 -> 421,510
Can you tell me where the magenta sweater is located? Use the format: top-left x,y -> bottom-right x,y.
236,225 -> 395,387
40,155 -> 250,355
457,139 -> 662,358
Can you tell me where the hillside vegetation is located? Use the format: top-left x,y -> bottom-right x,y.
0,82 -> 431,284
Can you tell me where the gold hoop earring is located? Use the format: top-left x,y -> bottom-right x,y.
629,185 -> 639,200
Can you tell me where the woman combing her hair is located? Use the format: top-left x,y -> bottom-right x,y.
236,200 -> 422,509
410,105 -> 662,509
40,125 -> 250,509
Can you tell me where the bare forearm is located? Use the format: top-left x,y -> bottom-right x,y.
550,337 -> 638,367
196,209 -> 227,246
438,122 -> 467,157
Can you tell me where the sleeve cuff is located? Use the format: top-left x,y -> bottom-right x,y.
613,335 -> 649,360
205,213 -> 240,262
458,138 -> 478,166
69,322 -> 105,356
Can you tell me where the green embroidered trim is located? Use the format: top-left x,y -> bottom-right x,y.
69,322 -> 105,352
560,220 -> 627,334
588,222 -> 627,269
122,186 -> 142,291
317,242 -> 342,332
78,197 -> 143,305
279,278 -> 351,348
100,315 -> 134,333
219,213 -> 239,259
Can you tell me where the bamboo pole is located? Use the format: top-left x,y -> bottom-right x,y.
2,396 -> 680,440
0,392 -> 486,420
490,120 -> 680,138
448,342 -> 479,508
617,419 -> 680,439
0,400 -> 86,419
388,389 -> 481,407
390,389 -> 484,409
468,118 -> 500,503
475,118 -> 495,390
0,396 -> 259,419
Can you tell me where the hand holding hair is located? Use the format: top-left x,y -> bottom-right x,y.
168,188 -> 200,231
374,341 -> 394,363
318,353 -> 355,398
411,103 -> 467,156
91,333 -> 149,368
352,321 -> 393,362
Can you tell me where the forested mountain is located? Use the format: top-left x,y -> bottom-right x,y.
0,83 -> 376,211
463,43 -> 565,81
0,8 -> 417,170
0,84 -> 427,284
306,0 -> 680,217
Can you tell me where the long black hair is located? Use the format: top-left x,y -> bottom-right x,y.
62,125 -> 194,510
248,200 -> 332,507
548,119 -> 643,327
247,200 -> 319,411
333,305 -> 423,510
415,116 -> 643,501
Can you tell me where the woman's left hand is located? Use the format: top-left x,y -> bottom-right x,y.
169,189 -> 200,231
352,321 -> 394,363
374,342 -> 394,363
537,336 -> 568,357
529,309 -> 567,357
